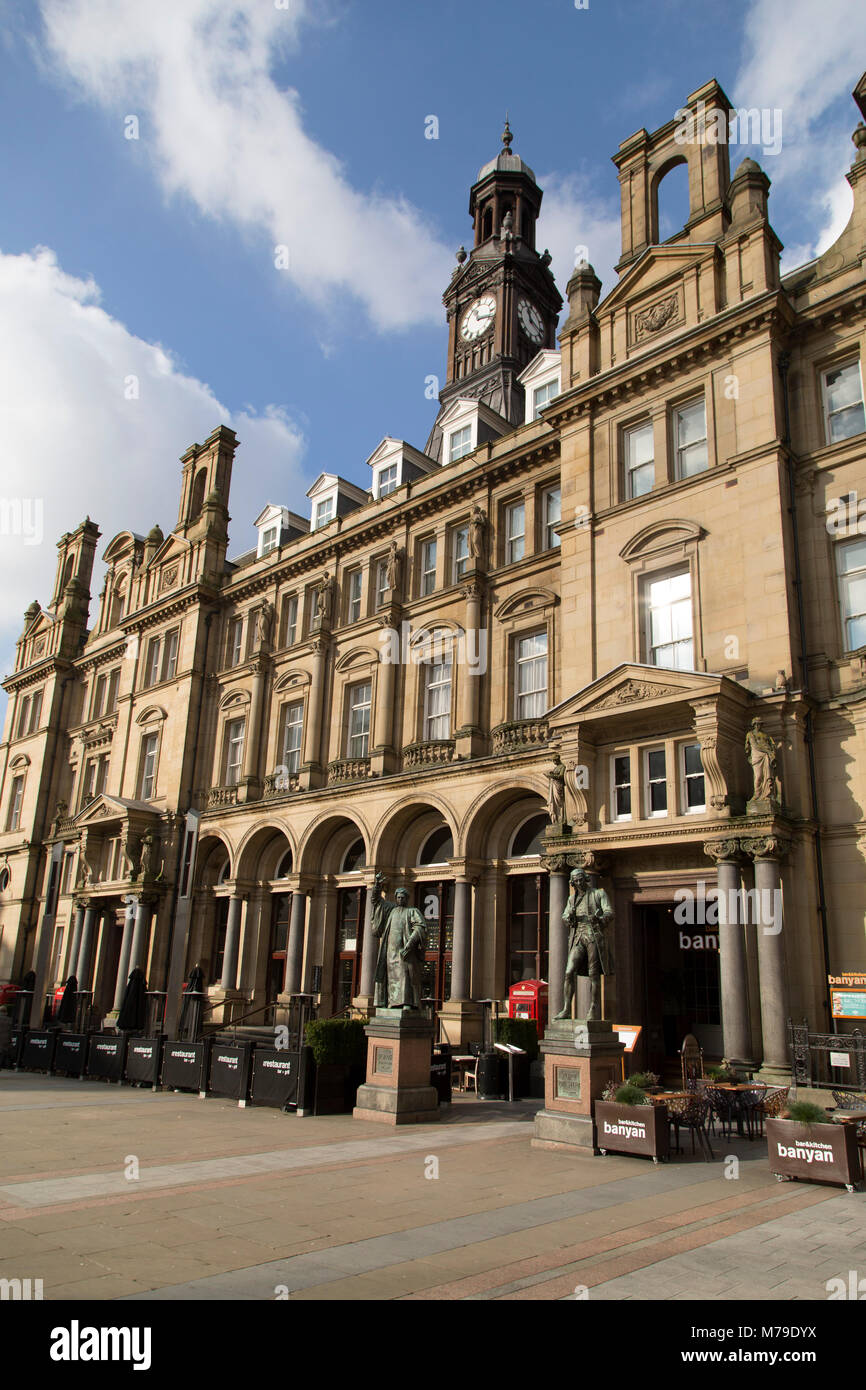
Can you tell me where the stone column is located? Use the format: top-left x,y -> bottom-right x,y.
241,658 -> 268,801
76,903 -> 100,990
284,890 -> 307,995
301,637 -> 328,786
449,879 -> 472,1002
112,896 -> 138,1010
372,628 -> 397,775
68,902 -> 85,979
129,897 -> 154,975
459,581 -> 483,734
705,840 -> 752,1066
546,863 -> 569,1018
745,837 -> 792,1080
220,894 -> 244,991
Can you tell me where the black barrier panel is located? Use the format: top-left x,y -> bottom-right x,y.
21,1030 -> 56,1072
251,1048 -> 301,1109
208,1042 -> 253,1101
430,1054 -> 452,1104
87,1035 -> 127,1081
9,1028 -> 25,1067
125,1037 -> 163,1085
162,1039 -> 211,1091
54,1034 -> 88,1077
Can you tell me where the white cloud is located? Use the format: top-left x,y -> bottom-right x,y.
735,0 -> 862,263
36,0 -> 452,332
537,172 -> 622,307
0,246 -> 306,690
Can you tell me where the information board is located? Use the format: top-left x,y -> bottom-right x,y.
831,989 -> 866,1019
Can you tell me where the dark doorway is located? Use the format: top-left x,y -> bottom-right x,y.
636,903 -> 722,1075
507,873 -> 549,988
268,892 -> 291,1003
414,881 -> 453,1009
333,886 -> 365,1013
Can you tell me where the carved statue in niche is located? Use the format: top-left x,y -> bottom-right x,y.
745,717 -> 782,804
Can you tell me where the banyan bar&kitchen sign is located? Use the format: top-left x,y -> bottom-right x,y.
829,973 -> 866,1019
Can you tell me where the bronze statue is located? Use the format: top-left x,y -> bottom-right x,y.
371,873 -> 426,1010
745,716 -> 781,802
554,867 -> 613,1022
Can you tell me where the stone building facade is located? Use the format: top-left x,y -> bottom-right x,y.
3,76 -> 866,1079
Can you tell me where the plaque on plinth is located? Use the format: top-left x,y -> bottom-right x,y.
532,1017 -> 625,1152
353,1010 -> 440,1126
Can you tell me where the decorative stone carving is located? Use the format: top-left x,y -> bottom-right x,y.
745,717 -> 782,807
740,835 -> 792,862
160,565 -> 179,592
469,504 -> 487,565
547,754 -> 567,826
703,838 -> 744,864
315,572 -> 334,624
633,292 -> 680,341
385,540 -> 402,595
594,679 -> 678,709
255,599 -> 274,648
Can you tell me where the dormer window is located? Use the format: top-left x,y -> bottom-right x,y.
261,525 -> 279,556
377,464 -> 398,498
532,380 -> 559,419
519,350 -> 562,426
449,426 -> 472,462
315,497 -> 335,529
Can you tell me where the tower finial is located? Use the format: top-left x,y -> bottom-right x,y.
502,115 -> 513,151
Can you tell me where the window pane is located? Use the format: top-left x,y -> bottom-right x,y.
450,426 -> 472,462
647,748 -> 665,780
348,683 -> 372,757
683,743 -> 702,777
544,487 -> 561,548
677,400 -> 706,446
516,632 -> 547,718
837,538 -> 866,575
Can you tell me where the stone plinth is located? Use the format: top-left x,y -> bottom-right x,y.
532,1018 -> 625,1152
353,1009 -> 440,1125
437,999 -> 484,1048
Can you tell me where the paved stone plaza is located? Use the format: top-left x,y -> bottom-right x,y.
1,1072 -> 863,1302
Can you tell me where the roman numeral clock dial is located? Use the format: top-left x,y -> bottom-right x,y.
518,297 -> 544,345
460,294 -> 497,342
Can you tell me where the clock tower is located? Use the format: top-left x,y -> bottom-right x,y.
426,121 -> 562,459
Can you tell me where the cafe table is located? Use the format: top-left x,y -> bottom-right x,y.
711,1083 -> 768,1139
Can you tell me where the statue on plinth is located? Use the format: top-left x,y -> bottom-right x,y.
554,867 -> 613,1022
371,872 -> 426,1010
469,505 -> 487,566
316,572 -> 334,624
547,755 -> 567,827
745,716 -> 781,804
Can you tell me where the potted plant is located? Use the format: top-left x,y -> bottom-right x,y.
625,1070 -> 662,1094
767,1099 -> 862,1192
595,1082 -> 670,1162
304,1017 -> 367,1115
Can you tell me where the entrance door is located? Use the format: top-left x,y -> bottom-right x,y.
414,882 -> 453,1009
506,874 -> 549,988
333,886 -> 365,1013
268,893 -> 291,1003
639,903 -> 722,1073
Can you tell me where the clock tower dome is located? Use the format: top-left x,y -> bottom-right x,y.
426,121 -> 562,459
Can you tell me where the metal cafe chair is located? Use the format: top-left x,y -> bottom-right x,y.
756,1085 -> 790,1136
680,1033 -> 704,1091
704,1084 -> 738,1141
666,1093 -> 714,1161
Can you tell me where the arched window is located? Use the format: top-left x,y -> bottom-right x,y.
509,813 -> 547,857
654,159 -> 690,242
62,555 -> 75,590
418,825 -> 454,866
482,206 -> 493,241
275,847 -> 293,879
190,469 -> 207,521
217,857 -> 231,884
341,838 -> 366,873
109,575 -> 126,629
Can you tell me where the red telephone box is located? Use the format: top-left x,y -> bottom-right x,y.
507,979 -> 548,1036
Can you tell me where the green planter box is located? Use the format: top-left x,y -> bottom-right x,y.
594,1100 -> 670,1162
767,1119 -> 862,1191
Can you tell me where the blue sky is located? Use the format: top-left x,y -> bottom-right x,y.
0,0 -> 863,698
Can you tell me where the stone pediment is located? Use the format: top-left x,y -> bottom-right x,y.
548,663 -> 727,727
73,794 -> 160,828
599,242 -> 711,319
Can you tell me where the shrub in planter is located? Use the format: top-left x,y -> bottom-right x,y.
493,1017 -> 539,1062
304,1018 -> 368,1115
767,1103 -> 862,1191
784,1100 -> 827,1125
595,1088 -> 669,1161
625,1071 -> 660,1092
614,1082 -> 650,1106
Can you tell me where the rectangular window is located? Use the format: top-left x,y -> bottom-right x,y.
105,669 -> 119,715
505,501 -> 526,564
225,718 -> 245,786
625,421 -> 655,498
681,743 -> 706,813
261,525 -> 279,555
227,618 -> 243,668
449,426 -> 472,462
315,497 -> 335,528
96,754 -> 108,797
515,631 -> 548,719
7,775 -> 25,831
93,673 -> 107,719
347,682 -> 372,758
533,379 -> 559,418
424,643 -> 453,740
29,689 -> 43,732
645,746 -> 667,817
542,486 -> 561,550
646,571 -> 694,670
281,702 -> 304,776
377,464 -> 398,498
61,852 -> 75,896
674,399 -> 708,479
376,560 -> 389,610
162,629 -> 179,681
348,570 -> 363,624
16,696 -> 31,740
145,636 -> 161,688
81,758 -> 98,806
139,733 -> 159,800
612,755 -> 631,821
282,594 -> 298,648
420,538 -> 437,596
837,538 -> 866,651
453,526 -> 469,581
823,360 -> 866,444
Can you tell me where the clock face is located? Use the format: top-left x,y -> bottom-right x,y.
518,298 -> 545,345
460,294 -> 497,342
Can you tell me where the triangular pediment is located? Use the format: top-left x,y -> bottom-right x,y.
599,242 -> 715,319
548,663 -> 729,727
74,794 -> 160,828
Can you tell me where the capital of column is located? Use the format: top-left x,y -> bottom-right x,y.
703,837 -> 745,865
567,849 -> 608,876
541,854 -> 570,874
739,835 -> 792,862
